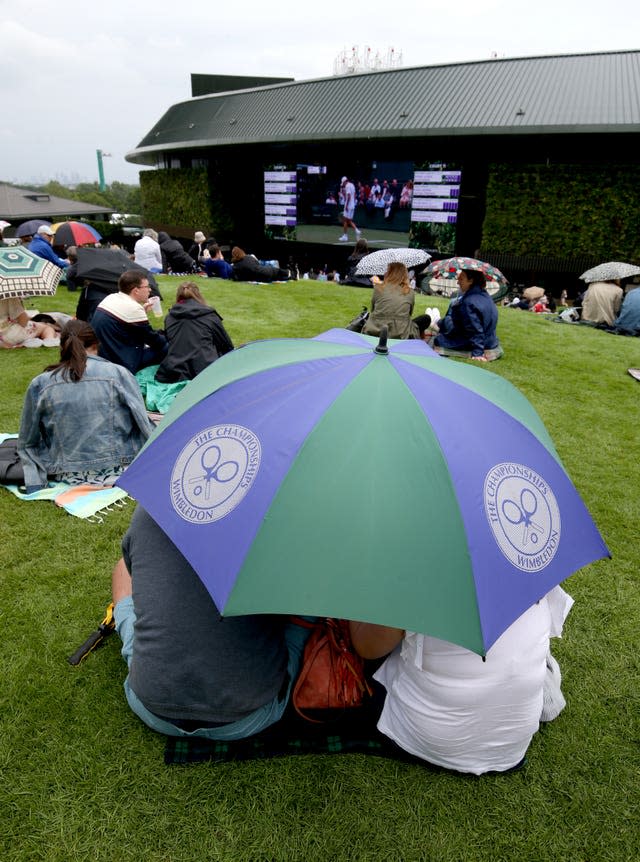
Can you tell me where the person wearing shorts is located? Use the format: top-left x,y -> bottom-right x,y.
338,176 -> 361,242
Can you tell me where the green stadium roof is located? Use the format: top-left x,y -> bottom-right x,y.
127,50 -> 640,165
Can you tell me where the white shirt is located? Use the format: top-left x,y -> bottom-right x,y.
374,587 -> 573,775
134,236 -> 162,271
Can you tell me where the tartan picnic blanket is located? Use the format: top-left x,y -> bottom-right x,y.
164,701 -> 428,767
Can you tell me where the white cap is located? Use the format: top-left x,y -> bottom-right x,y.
37,225 -> 55,236
341,176 -> 347,183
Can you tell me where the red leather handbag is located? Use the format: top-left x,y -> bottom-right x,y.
291,617 -> 372,723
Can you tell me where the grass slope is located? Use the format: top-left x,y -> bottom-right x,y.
1,277 -> 639,861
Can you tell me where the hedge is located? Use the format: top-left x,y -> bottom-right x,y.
482,163 -> 640,260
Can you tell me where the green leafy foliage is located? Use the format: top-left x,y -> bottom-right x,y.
483,163 -> 640,258
140,167 -> 232,238
19,179 -> 142,215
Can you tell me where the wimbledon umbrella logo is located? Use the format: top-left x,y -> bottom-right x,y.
170,425 -> 261,524
484,462 -> 561,572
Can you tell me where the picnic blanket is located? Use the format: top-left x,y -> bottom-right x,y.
0,438 -> 129,521
1,480 -> 129,521
164,698 -> 431,768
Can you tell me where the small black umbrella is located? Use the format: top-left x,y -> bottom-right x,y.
16,219 -> 51,238
76,247 -> 159,295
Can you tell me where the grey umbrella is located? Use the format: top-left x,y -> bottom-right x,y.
15,219 -> 52,238
579,261 -> 640,283
354,247 -> 431,276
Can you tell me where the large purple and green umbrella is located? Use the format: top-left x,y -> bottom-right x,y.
117,328 -> 608,655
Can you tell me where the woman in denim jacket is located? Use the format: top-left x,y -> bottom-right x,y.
18,320 -> 152,493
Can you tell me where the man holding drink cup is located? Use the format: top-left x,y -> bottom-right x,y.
91,270 -> 168,375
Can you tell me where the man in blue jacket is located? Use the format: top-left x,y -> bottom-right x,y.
433,269 -> 503,361
28,225 -> 69,269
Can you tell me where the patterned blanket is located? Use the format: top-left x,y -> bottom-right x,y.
164,699 -> 430,768
0,433 -> 129,520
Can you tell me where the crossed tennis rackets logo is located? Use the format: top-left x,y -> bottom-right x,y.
171,425 -> 261,524
484,462 -> 561,572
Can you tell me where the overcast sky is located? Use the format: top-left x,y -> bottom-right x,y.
1,0 -> 638,187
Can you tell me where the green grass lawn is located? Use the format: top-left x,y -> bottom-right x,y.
2,277 -> 639,861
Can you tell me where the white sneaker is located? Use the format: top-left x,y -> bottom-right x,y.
338,234 -> 348,242
355,228 -> 362,237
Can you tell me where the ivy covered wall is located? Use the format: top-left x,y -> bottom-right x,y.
140,167 -> 233,239
482,164 -> 640,260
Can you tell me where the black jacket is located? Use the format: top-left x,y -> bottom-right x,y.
155,299 -> 234,383
232,255 -> 289,282
157,232 -> 197,274
187,237 -> 216,262
344,252 -> 373,288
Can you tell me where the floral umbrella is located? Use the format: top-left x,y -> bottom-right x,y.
423,256 -> 509,286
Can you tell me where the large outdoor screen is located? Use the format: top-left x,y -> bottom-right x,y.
264,160 -> 462,254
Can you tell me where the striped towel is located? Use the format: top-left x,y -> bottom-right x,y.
1,480 -> 129,521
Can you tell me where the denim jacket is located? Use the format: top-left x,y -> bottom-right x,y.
18,355 -> 152,491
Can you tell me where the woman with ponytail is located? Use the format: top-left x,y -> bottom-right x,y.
18,320 -> 152,492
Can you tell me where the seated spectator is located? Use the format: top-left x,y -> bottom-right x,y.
0,297 -> 58,348
343,238 -> 373,288
64,246 -> 79,291
111,506 -> 312,739
431,269 -> 503,361
581,280 -> 623,326
188,231 -> 216,265
202,244 -> 233,279
134,229 -> 163,273
91,270 -> 167,375
231,247 -> 290,282
155,281 -> 234,383
17,320 -> 152,493
362,262 -> 422,340
613,285 -> 640,335
349,586 -> 573,775
157,231 -> 197,274
28,225 -> 69,269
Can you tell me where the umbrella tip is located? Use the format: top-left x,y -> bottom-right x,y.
375,326 -> 389,355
